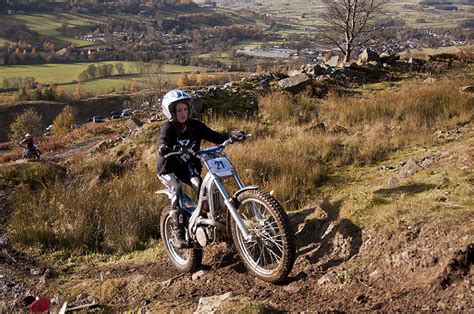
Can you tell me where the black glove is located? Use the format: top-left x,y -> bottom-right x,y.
158,144 -> 171,156
229,130 -> 246,142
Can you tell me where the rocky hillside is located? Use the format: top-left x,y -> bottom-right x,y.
0,53 -> 472,311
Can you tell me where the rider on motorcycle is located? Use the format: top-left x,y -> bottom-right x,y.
157,89 -> 245,248
20,133 -> 35,148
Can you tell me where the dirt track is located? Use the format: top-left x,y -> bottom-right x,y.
1,201 -> 472,312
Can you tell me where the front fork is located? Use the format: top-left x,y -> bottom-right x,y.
212,173 -> 259,242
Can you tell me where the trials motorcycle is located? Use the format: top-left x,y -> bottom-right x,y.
22,144 -> 41,160
157,136 -> 295,283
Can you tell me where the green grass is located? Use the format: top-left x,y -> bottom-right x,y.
0,62 -> 200,85
0,13 -> 100,46
60,74 -> 182,93
61,78 -> 133,93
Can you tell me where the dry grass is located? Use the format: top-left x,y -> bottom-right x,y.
209,76 -> 473,210
321,78 -> 472,129
8,166 -> 165,253
6,73 -> 473,255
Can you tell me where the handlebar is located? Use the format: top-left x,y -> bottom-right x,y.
163,134 -> 251,159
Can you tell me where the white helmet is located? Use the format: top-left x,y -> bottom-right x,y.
25,133 -> 31,138
161,89 -> 192,121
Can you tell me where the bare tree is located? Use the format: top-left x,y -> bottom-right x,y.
320,0 -> 387,63
139,61 -> 170,93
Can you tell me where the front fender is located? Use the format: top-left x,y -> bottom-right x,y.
232,185 -> 259,201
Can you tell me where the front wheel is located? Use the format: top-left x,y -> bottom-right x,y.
231,189 -> 295,283
160,206 -> 202,273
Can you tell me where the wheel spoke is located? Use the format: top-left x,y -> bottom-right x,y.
254,243 -> 264,271
259,235 -> 284,254
266,245 -> 282,264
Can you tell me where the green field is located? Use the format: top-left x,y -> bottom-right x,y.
0,13 -> 100,46
0,62 -> 200,85
60,74 -> 182,94
218,0 -> 472,30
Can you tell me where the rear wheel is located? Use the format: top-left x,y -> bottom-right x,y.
231,189 -> 295,283
160,206 -> 202,273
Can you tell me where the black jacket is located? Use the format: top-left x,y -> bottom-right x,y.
156,119 -> 229,181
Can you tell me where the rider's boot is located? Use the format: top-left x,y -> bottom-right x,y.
170,208 -> 188,249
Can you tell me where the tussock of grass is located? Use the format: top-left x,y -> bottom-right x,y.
0,162 -> 66,188
321,79 -> 472,129
226,133 -> 327,210
8,167 -> 165,253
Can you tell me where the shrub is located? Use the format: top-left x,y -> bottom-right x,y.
53,105 -> 76,136
9,108 -> 43,143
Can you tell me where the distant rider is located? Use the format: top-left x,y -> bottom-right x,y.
19,133 -> 35,150
157,89 -> 245,248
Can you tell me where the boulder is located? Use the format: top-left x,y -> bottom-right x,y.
288,69 -> 304,77
277,73 -> 312,94
424,77 -> 437,84
306,64 -> 327,76
399,159 -> 421,178
391,60 -> 411,72
260,79 -> 271,92
325,55 -> 339,67
125,117 -> 143,129
358,48 -> 381,65
191,97 -> 206,114
380,52 -> 400,65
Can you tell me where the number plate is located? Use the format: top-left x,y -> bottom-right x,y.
207,157 -> 234,176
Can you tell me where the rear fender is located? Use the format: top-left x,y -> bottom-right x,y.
155,189 -> 174,200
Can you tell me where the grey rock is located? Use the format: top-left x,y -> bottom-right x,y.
195,292 -> 232,313
125,117 -> 143,129
191,270 -> 205,281
325,55 -> 339,67
399,159 -> 421,178
380,52 -> 400,64
424,77 -> 436,84
277,73 -> 312,94
358,48 -> 381,65
317,274 -> 332,285
288,69 -> 304,77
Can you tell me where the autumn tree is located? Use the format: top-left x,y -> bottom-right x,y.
53,105 -> 76,136
188,72 -> 197,86
9,108 -> 43,142
176,73 -> 189,88
128,80 -> 139,92
72,84 -> 85,100
320,0 -> 387,63
196,68 -> 208,86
